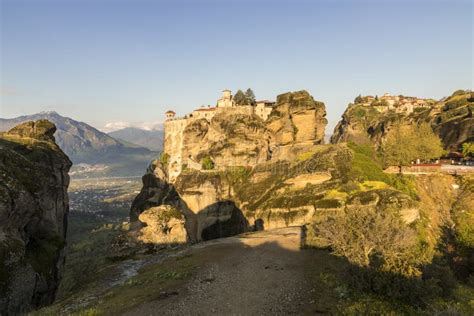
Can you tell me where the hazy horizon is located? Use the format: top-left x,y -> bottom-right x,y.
1,0 -> 472,133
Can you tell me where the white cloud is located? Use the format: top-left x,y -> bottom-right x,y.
101,121 -> 132,133
136,120 -> 163,131
101,120 -> 163,133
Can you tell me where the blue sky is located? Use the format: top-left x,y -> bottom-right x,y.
1,0 -> 472,133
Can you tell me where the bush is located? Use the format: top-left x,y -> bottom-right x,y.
159,152 -> 169,166
443,98 -> 468,111
452,89 -> 466,97
201,156 -> 215,170
315,206 -> 417,268
314,199 -> 342,209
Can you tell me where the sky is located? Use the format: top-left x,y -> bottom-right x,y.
1,0 -> 472,133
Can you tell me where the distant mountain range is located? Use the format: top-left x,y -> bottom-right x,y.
108,127 -> 163,151
0,111 -> 158,177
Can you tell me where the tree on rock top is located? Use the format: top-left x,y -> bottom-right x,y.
233,90 -> 246,105
245,88 -> 256,105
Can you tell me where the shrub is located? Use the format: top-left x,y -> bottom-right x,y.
159,152 -> 170,166
443,98 -> 468,111
462,142 -> 474,158
452,89 -> 466,97
354,107 -> 366,118
314,199 -> 342,209
201,156 -> 215,170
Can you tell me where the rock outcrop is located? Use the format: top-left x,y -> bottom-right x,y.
131,90 -> 329,242
163,90 -> 327,180
267,90 -> 327,145
267,90 -> 328,160
182,110 -> 272,168
0,120 -> 72,314
136,205 -> 187,244
331,90 -> 473,150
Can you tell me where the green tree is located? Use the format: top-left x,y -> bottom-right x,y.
201,156 -> 215,170
462,142 -> 474,158
414,123 -> 444,161
380,123 -> 444,168
233,89 -> 246,105
245,88 -> 256,105
354,94 -> 364,104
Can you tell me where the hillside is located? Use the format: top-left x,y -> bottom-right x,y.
331,90 -> 473,150
0,112 -> 157,177
108,127 -> 163,151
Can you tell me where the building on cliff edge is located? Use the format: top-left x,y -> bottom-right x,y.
163,89 -> 275,180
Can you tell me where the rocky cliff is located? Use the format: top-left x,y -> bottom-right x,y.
131,140 -> 433,244
131,90 -> 329,242
163,90 -> 327,181
0,120 -> 72,314
331,90 -> 473,150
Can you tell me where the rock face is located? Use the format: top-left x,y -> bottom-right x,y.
131,144 -> 347,242
331,90 -> 473,150
267,90 -> 327,146
0,120 -> 72,314
182,110 -> 272,168
163,90 -> 327,181
267,91 -> 328,161
131,90 -> 328,242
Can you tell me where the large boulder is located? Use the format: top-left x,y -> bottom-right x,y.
267,90 -> 327,146
137,206 -> 187,245
0,120 -> 72,314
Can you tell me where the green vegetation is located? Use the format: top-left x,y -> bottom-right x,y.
159,152 -> 169,166
25,234 -> 65,279
443,97 -> 468,111
354,94 -> 363,104
462,142 -> 474,158
149,206 -> 183,223
233,89 -> 246,105
245,88 -> 256,105
315,206 -> 416,269
379,122 -> 444,167
201,156 -> 215,170
347,142 -> 418,198
370,99 -> 389,107
233,88 -> 256,105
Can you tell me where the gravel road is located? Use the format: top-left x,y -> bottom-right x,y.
124,227 -> 316,316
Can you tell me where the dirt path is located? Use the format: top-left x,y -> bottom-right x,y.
124,227 -> 315,315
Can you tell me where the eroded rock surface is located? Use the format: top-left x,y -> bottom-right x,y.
137,206 -> 187,244
0,120 -> 72,314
